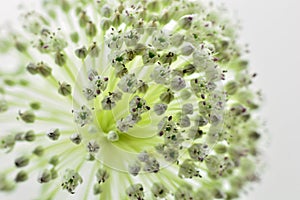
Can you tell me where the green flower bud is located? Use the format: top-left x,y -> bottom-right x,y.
0,175 -> 15,191
14,132 -> 24,141
0,99 -> 8,113
96,168 -> 109,183
24,130 -> 36,142
183,64 -> 196,75
15,171 -> 28,182
49,155 -> 59,166
15,41 -> 27,52
75,46 -> 88,59
4,79 -> 16,86
88,42 -> 100,57
60,0 -> 71,13
15,156 -> 30,168
126,183 -> 144,200
37,62 -> 52,77
179,15 -> 193,29
47,129 -> 60,141
174,184 -> 194,200
70,32 -> 79,43
29,102 -> 41,110
19,110 -> 35,123
225,81 -> 239,95
33,146 -> 44,157
151,182 -> 169,198
93,184 -> 102,195
128,161 -> 141,176
214,143 -> 227,154
159,89 -> 174,104
55,51 -> 66,66
100,18 -> 111,31
58,81 -> 72,96
61,169 -> 83,194
19,79 -> 29,86
70,133 -> 82,145
147,1 -> 160,12
37,169 -> 52,183
79,11 -> 89,27
205,155 -> 220,173
50,168 -> 58,180
86,21 -> 97,37
26,63 -> 39,75
107,131 -> 119,142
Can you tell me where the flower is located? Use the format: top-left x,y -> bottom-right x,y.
0,0 -> 263,199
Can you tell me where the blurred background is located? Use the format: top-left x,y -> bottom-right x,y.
1,0 -> 300,199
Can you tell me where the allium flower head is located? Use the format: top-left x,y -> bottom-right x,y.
0,0 -> 263,199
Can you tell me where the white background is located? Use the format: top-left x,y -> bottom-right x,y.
1,0 -> 300,200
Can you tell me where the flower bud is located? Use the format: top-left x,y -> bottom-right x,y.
61,169 -> 83,194
100,5 -> 112,18
15,156 -> 30,168
93,184 -> 102,195
159,89 -> 174,104
181,42 -> 195,56
70,133 -> 82,145
75,46 -> 88,59
58,82 -> 72,96
86,21 -> 97,37
29,102 -> 41,110
179,15 -> 193,29
33,146 -> 44,156
225,81 -> 239,95
70,32 -> 79,43
55,51 -> 66,66
96,168 -> 110,183
178,159 -> 200,179
151,182 -> 169,198
170,76 -> 186,91
24,130 -> 35,142
128,161 -> 141,176
37,169 -> 52,183
47,128 -> 60,141
89,42 -> 100,57
107,131 -> 119,142
15,171 -> 28,182
153,103 -> 168,116
126,184 -> 144,200
49,155 -> 59,166
26,63 -> 39,75
0,99 -> 8,113
19,110 -> 35,123
100,18 -> 111,31
182,64 -> 196,75
214,143 -> 227,154
175,185 -> 194,200
87,140 -> 100,153
37,62 -> 52,77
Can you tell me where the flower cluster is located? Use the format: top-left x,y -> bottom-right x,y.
0,0 -> 263,199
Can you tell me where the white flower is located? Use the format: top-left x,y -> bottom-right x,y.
0,0 -> 263,199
